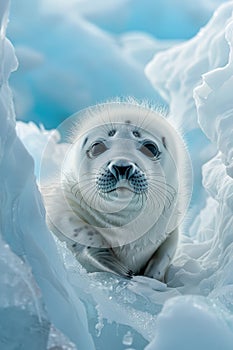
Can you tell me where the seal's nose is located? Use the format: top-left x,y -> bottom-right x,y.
109,161 -> 136,180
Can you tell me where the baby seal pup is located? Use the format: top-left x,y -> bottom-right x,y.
42,101 -> 192,281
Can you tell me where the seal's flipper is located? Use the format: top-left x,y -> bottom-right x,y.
143,228 -> 178,281
73,245 -> 133,278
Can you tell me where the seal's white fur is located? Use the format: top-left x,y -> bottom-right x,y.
42,101 -> 192,281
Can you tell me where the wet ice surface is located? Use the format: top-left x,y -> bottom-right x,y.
2,0 -> 233,349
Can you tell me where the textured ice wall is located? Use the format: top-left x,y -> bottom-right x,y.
145,2 -> 233,348
0,2 -> 49,349
0,2 -> 93,349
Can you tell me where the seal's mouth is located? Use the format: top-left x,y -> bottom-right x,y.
96,167 -> 148,195
100,187 -> 141,197
114,180 -> 135,193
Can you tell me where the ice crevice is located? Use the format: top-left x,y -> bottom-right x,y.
2,1 -> 233,350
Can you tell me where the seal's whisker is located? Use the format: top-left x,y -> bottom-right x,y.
149,182 -> 175,203
146,171 -> 165,176
148,182 -> 169,205
94,106 -> 114,135
136,108 -> 151,131
140,192 -> 149,210
76,177 -> 96,185
68,178 -> 96,201
144,189 -> 161,210
148,182 -> 176,208
107,105 -> 117,133
148,177 -> 177,192
69,182 -> 79,195
79,184 -> 98,208
149,180 -> 177,200
144,184 -> 162,209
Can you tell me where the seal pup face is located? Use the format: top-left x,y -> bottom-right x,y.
66,123 -> 170,212
62,102 -> 182,235
80,122 -> 163,199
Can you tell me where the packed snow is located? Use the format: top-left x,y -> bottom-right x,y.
1,0 -> 233,349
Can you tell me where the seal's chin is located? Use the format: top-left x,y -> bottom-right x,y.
115,184 -> 135,200
115,180 -> 134,193
100,180 -> 136,201
116,186 -> 134,193
108,187 -> 135,204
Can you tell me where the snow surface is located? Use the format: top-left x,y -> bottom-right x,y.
2,1 -> 233,350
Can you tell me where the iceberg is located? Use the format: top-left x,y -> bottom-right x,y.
2,0 -> 233,349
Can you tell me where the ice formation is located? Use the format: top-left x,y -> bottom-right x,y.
0,2 -> 92,349
2,0 -> 233,350
7,0 -> 224,128
145,1 -> 233,348
8,0 -> 166,129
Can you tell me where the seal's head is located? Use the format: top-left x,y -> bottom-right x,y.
61,102 -> 190,236
67,117 -> 165,209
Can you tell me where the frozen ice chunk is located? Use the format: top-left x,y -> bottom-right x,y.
0,2 -> 94,349
0,236 -> 50,350
145,2 -> 233,348
145,296 -> 233,350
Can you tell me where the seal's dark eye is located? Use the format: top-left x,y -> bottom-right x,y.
88,142 -> 107,158
140,142 -> 161,159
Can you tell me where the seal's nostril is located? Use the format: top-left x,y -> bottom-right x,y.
109,162 -> 135,180
115,165 -> 131,177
